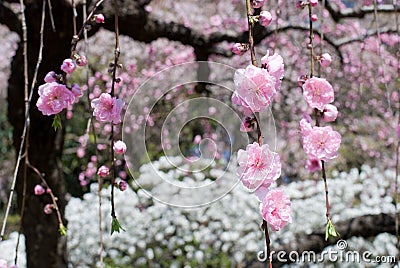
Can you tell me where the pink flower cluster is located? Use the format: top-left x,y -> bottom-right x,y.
91,93 -> 125,124
232,52 -> 284,115
300,119 -> 341,163
300,68 -> 341,171
302,77 -> 334,111
232,5 -> 274,55
237,142 -> 281,190
260,188 -> 292,231
36,57 -> 87,116
36,82 -> 75,115
237,142 -> 291,231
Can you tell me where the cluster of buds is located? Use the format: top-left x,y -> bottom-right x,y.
296,0 -> 319,21
34,184 -> 56,215
84,13 -> 105,31
232,0 -> 274,55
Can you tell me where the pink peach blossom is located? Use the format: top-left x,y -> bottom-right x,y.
259,11 -> 273,27
302,77 -> 334,111
232,64 -> 277,115
237,142 -> 281,190
302,125 -> 341,161
91,93 -> 125,124
113,140 -> 127,154
299,118 -> 312,141
36,82 -> 75,115
61,58 -> 76,74
260,188 -> 292,231
322,104 -> 338,122
261,51 -> 285,91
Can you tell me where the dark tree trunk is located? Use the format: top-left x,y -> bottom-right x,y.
7,1 -> 74,267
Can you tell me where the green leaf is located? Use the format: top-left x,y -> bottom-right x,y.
111,217 -> 126,235
59,223 -> 67,236
325,219 -> 340,240
52,114 -> 62,131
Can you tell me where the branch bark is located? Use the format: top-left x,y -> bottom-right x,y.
7,0 -> 74,267
325,0 -> 400,22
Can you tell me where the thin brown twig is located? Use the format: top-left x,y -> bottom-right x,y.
393,0 -> 400,256
72,0 -> 77,36
245,0 -> 271,264
245,0 -> 257,66
308,4 -> 315,78
110,0 -> 120,221
317,0 -> 326,77
0,0 -> 29,243
372,0 -> 391,112
26,163 -> 65,232
15,0 -> 34,262
272,0 -> 281,54
70,0 -> 106,56
82,0 -> 104,262
308,2 -> 331,224
47,0 -> 56,32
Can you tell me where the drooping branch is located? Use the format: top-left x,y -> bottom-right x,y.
336,27 -> 399,47
325,0 -> 400,22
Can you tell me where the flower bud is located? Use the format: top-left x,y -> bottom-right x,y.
97,165 -> 109,177
44,204 -> 54,215
232,43 -> 249,56
240,116 -> 256,132
252,0 -> 265,8
34,185 -> 45,195
61,59 -> 76,74
113,140 -> 127,155
94,14 -> 105,23
311,14 -> 318,22
322,104 -> 338,122
297,74 -> 308,87
319,53 -> 332,67
44,71 -> 57,83
76,55 -> 87,67
259,11 -> 273,27
118,180 -> 127,191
